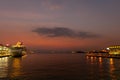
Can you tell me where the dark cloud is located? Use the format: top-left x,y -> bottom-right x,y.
32,27 -> 100,39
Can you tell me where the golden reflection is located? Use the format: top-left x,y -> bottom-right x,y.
86,56 -> 98,64
13,58 -> 21,69
109,58 -> 116,79
86,56 -> 90,64
109,58 -> 113,65
87,56 -> 97,64
10,58 -> 22,77
0,57 -> 8,78
98,57 -> 103,77
90,57 -> 94,63
98,57 -> 102,64
90,56 -> 93,60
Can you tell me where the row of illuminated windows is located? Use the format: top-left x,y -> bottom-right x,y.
0,46 -> 9,51
108,46 -> 120,49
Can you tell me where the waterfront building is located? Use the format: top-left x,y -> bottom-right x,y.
107,45 -> 120,55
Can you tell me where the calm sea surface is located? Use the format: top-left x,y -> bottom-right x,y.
0,53 -> 120,80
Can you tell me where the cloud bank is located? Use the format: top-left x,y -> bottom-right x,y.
32,27 -> 100,39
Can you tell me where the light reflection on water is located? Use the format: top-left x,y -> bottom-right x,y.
0,57 -> 8,78
0,53 -> 120,80
9,57 -> 22,78
109,58 -> 116,79
86,56 -> 120,80
0,57 -> 25,79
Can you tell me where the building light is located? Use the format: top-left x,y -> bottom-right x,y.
106,48 -> 110,50
0,47 -> 2,50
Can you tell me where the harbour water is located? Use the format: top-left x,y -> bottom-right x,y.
0,53 -> 120,80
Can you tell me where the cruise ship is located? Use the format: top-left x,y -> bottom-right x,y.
0,42 -> 27,57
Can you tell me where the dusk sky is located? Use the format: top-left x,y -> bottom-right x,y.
0,0 -> 120,51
